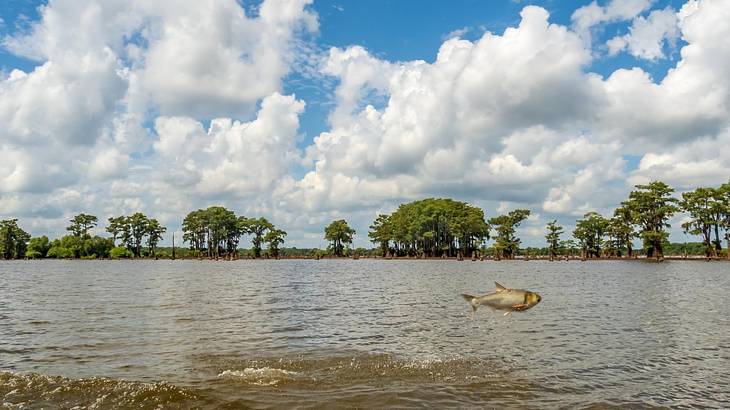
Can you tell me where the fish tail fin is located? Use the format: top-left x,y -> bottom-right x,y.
461,294 -> 478,312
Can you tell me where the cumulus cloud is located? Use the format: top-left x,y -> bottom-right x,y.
279,0 -> 730,243
153,92 -> 305,197
0,0 -> 316,195
596,0 -> 730,149
141,0 -> 317,119
572,0 -> 653,44
607,6 -> 680,59
1,0 -> 730,248
292,6 -> 605,216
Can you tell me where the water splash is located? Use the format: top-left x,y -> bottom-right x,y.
218,367 -> 301,386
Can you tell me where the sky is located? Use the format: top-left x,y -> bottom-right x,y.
0,0 -> 728,248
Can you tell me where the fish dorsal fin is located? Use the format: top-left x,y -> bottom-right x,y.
495,282 -> 508,292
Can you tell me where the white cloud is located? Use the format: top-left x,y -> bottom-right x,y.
443,26 -> 471,40
572,0 -> 653,44
607,7 -> 680,59
1,0 -> 730,249
0,0 -> 316,196
292,6 -> 603,216
153,93 -> 305,198
628,127 -> 730,189
0,48 -> 126,146
141,0 -> 317,119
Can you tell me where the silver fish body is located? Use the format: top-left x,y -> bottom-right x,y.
462,282 -> 541,316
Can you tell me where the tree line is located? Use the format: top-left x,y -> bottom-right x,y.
553,181 -> 730,260
0,206 -> 286,260
360,181 -> 730,260
2,180 -> 729,260
181,206 -> 286,260
367,198 -> 490,258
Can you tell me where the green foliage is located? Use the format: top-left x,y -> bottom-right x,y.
368,214 -> 392,257
623,181 -> 679,259
0,219 -> 30,259
606,205 -> 636,257
325,219 -> 356,257
545,220 -> 563,257
46,235 -> 113,259
680,187 -> 725,257
245,217 -> 274,258
489,209 -> 529,259
110,246 -> 133,259
573,212 -> 609,258
367,198 -> 489,258
663,242 -> 711,256
560,239 -> 578,256
67,213 -> 98,237
146,218 -> 166,258
47,244 -> 75,259
182,207 -> 281,259
106,216 -> 127,246
27,235 -> 51,259
107,212 -> 164,258
127,212 -> 151,257
264,228 -> 287,258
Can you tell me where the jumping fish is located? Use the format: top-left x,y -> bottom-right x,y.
462,282 -> 542,317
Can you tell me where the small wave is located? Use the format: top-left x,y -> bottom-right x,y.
201,352 -> 517,387
218,367 -> 301,386
0,371 -> 203,409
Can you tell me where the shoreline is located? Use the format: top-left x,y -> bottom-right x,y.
6,255 -> 729,262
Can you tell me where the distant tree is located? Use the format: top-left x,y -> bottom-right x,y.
720,181 -> 730,259
368,214 -> 392,257
573,212 -> 609,258
264,228 -> 287,258
46,233 -> 112,259
560,239 -> 578,258
110,246 -> 133,259
146,219 -> 166,258
325,219 -> 356,257
488,209 -> 530,259
545,220 -> 563,260
127,212 -> 150,258
82,236 -> 114,258
608,205 -> 636,258
182,210 -> 208,256
26,235 -> 51,259
367,199 -> 489,258
0,219 -> 30,259
202,206 -> 238,259
680,187 -> 722,257
245,217 -> 274,258
67,213 -> 98,237
106,216 -> 127,246
180,208 -> 279,259
47,241 -> 75,258
623,181 -> 679,259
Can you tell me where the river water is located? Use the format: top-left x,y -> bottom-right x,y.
1,259 -> 728,408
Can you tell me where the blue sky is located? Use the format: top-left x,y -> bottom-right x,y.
0,0 -> 728,247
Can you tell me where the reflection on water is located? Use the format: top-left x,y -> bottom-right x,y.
1,259 -> 729,408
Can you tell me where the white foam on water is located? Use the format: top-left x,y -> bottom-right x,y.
217,368 -> 300,386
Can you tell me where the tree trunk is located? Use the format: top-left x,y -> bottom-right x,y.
654,239 -> 663,261
714,224 -> 722,253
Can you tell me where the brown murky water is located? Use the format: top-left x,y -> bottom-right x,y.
1,259 -> 729,408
